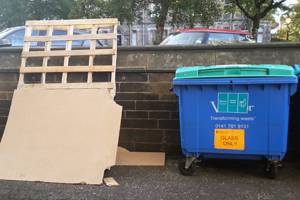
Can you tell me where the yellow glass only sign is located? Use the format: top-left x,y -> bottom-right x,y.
214,129 -> 245,150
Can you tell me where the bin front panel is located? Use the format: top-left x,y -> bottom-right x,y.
174,77 -> 297,160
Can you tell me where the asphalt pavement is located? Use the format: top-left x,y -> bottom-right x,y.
0,155 -> 300,200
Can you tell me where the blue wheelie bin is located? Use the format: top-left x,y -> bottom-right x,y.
292,64 -> 300,153
173,64 -> 298,179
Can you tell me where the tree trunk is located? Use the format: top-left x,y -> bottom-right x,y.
154,17 -> 166,45
153,0 -> 171,45
252,17 -> 260,42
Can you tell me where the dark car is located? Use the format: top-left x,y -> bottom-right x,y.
0,26 -> 102,47
159,29 -> 255,45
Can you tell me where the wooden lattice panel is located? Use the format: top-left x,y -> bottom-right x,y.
18,19 -> 119,94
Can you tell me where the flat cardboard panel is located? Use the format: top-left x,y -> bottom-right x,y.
103,177 -> 119,187
0,89 -> 122,184
116,147 -> 165,166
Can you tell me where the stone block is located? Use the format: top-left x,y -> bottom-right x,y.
0,109 -> 9,117
121,119 -> 158,129
119,83 -> 150,92
150,83 -> 172,93
159,93 -> 178,100
159,119 -> 179,130
46,73 -> 62,83
6,92 -> 13,100
115,93 -> 159,101
94,55 -> 113,65
0,83 -> 18,91
0,125 -> 4,142
0,117 -> 7,125
115,101 -> 135,110
136,100 -> 178,111
149,73 -> 175,82
0,51 -> 21,70
116,73 -> 148,82
0,73 -> 18,82
0,92 -> 8,100
149,111 -> 171,119
119,83 -> 172,93
67,72 -> 87,83
171,111 -> 179,119
0,100 -> 12,109
134,143 -> 164,152
125,111 -> 148,118
92,72 -> 110,82
24,73 -> 42,84
147,49 -> 215,71
165,144 -> 182,155
119,129 -> 164,143
117,51 -> 147,67
165,130 -> 181,144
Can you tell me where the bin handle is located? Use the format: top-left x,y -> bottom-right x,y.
224,69 -> 241,76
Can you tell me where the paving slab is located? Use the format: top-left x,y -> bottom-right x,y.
0,156 -> 300,200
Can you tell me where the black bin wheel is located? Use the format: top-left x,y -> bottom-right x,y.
264,163 -> 278,180
178,158 -> 196,176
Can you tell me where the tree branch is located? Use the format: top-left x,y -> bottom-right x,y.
258,0 -> 267,6
235,0 -> 255,20
260,0 -> 286,18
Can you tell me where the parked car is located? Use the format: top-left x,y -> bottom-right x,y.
159,29 -> 255,45
0,26 -> 102,47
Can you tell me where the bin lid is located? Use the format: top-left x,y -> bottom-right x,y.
294,64 -> 300,77
174,64 -> 296,79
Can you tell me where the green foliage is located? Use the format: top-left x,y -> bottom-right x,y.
0,0 -> 27,30
274,0 -> 300,42
69,0 -> 108,19
289,0 -> 300,41
272,27 -> 288,42
271,36 -> 287,42
170,0 -> 222,29
0,0 -> 74,31
26,0 -> 74,20
224,0 -> 287,40
106,0 -> 145,25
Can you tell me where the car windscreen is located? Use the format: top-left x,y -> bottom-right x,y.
159,32 -> 205,45
236,34 -> 255,43
3,29 -> 39,47
0,28 -> 14,38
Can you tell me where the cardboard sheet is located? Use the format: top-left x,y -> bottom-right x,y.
0,89 -> 122,184
103,177 -> 119,187
116,147 -> 165,166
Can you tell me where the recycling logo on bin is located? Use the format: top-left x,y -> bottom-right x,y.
211,93 -> 249,113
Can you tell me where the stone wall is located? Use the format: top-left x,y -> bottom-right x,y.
0,43 -> 300,154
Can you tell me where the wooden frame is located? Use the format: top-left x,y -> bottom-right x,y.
18,19 -> 119,95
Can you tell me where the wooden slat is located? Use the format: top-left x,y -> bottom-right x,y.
41,26 -> 54,84
18,82 -> 114,89
31,24 -> 118,31
24,33 -> 117,42
62,25 -> 74,84
26,19 -> 118,26
22,49 -> 115,58
111,24 -> 118,96
20,66 -> 115,73
88,25 -> 98,83
19,26 -> 32,85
